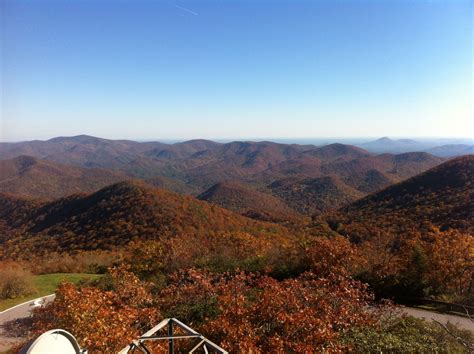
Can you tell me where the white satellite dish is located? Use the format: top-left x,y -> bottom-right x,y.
19,329 -> 86,354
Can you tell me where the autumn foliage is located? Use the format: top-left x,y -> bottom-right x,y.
34,267 -> 381,352
2,155 -> 472,352
201,272 -> 378,352
32,266 -> 160,352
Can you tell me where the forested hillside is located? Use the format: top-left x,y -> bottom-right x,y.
269,176 -> 364,214
198,181 -> 300,221
0,181 -> 289,257
337,155 -> 474,238
322,155 -> 474,301
0,136 -> 445,213
0,156 -> 128,199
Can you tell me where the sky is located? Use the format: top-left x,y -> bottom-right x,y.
0,0 -> 472,142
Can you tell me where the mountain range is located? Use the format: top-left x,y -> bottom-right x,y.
0,153 -> 471,260
0,135 -> 448,215
358,137 -> 473,156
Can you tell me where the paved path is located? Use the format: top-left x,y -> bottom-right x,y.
0,295 -> 54,352
402,306 -> 474,332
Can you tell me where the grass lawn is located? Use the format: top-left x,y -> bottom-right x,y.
0,273 -> 103,312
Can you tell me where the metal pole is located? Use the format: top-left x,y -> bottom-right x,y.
168,320 -> 174,354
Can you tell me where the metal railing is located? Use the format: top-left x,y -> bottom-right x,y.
118,318 -> 228,354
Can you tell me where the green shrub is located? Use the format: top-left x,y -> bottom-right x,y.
343,316 -> 473,353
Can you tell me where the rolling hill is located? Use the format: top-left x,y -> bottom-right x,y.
305,143 -> 370,161
267,151 -> 444,216
320,152 -> 444,191
269,176 -> 364,215
0,136 -> 445,206
335,155 -> 474,238
145,139 -> 222,160
425,144 -> 474,157
0,181 -> 287,256
0,135 -> 167,169
0,156 -> 129,199
198,181 -> 299,221
172,143 -> 443,194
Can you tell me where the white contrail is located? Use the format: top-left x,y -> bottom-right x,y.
172,3 -> 199,16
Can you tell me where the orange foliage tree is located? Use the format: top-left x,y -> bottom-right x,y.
32,266 -> 160,352
31,264 -> 384,352
306,235 -> 360,276
157,269 -> 380,352
425,229 -> 473,297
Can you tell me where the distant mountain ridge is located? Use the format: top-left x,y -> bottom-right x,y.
0,135 -> 446,212
359,137 -> 473,156
426,144 -> 474,157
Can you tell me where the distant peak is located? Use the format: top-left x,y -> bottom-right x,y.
48,135 -> 103,143
178,139 -> 217,144
375,137 -> 392,142
71,134 -> 95,139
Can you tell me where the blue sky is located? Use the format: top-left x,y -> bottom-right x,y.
1,0 -> 472,141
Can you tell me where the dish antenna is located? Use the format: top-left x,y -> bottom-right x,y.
19,329 -> 87,354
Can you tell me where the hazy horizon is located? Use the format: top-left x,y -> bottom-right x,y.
1,134 -> 472,145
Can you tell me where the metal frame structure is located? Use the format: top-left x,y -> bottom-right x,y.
118,318 -> 228,354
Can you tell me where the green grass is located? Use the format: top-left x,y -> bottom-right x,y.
0,273 -> 103,312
